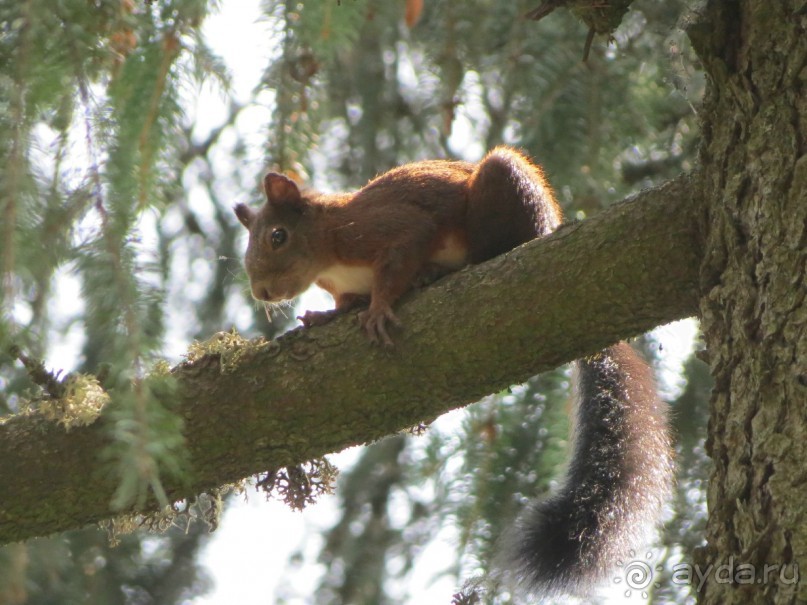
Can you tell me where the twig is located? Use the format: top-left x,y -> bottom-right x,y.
524,0 -> 566,21
9,345 -> 66,399
583,26 -> 596,62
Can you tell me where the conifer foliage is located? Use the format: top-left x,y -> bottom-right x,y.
1,1 -> 229,601
0,0 -> 226,508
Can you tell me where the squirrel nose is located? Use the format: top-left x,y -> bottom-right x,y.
252,284 -> 272,301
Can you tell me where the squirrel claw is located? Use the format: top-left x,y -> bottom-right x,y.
358,306 -> 401,347
298,309 -> 341,328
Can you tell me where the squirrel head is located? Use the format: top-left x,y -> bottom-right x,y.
234,173 -> 323,303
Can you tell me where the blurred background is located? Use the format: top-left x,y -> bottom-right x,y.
0,1 -> 709,603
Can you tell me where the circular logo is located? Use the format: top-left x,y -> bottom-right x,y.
614,551 -> 663,598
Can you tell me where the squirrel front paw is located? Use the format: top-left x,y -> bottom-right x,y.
358,304 -> 401,346
298,309 -> 343,328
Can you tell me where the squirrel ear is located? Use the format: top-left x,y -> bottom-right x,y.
264,173 -> 305,211
234,203 -> 256,229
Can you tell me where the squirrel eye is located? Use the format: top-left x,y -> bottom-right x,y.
269,227 -> 288,250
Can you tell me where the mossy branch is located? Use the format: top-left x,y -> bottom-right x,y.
0,175 -> 702,545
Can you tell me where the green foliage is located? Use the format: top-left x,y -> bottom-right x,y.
0,523 -> 212,605
102,371 -> 188,511
0,0 -> 232,600
447,372 -> 572,583
654,353 -> 712,603
295,0 -> 370,58
313,435 -> 423,605
0,0 -> 223,506
259,0 -> 702,201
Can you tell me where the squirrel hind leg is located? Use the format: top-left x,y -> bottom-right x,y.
466,146 -> 563,263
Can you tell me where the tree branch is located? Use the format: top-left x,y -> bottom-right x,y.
0,174 -> 703,544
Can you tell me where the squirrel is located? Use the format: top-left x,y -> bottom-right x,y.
234,146 -> 673,596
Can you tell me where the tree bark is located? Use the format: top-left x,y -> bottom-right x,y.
690,2 -> 807,603
0,175 -> 702,545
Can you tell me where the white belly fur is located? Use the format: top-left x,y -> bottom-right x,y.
315,233 -> 468,297
430,232 -> 469,269
316,264 -> 374,296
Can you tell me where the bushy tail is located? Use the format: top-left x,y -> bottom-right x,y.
500,342 -> 674,596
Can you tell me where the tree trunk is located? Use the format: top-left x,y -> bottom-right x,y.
691,2 -> 807,603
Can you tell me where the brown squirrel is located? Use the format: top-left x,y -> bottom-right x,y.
235,147 -> 673,596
